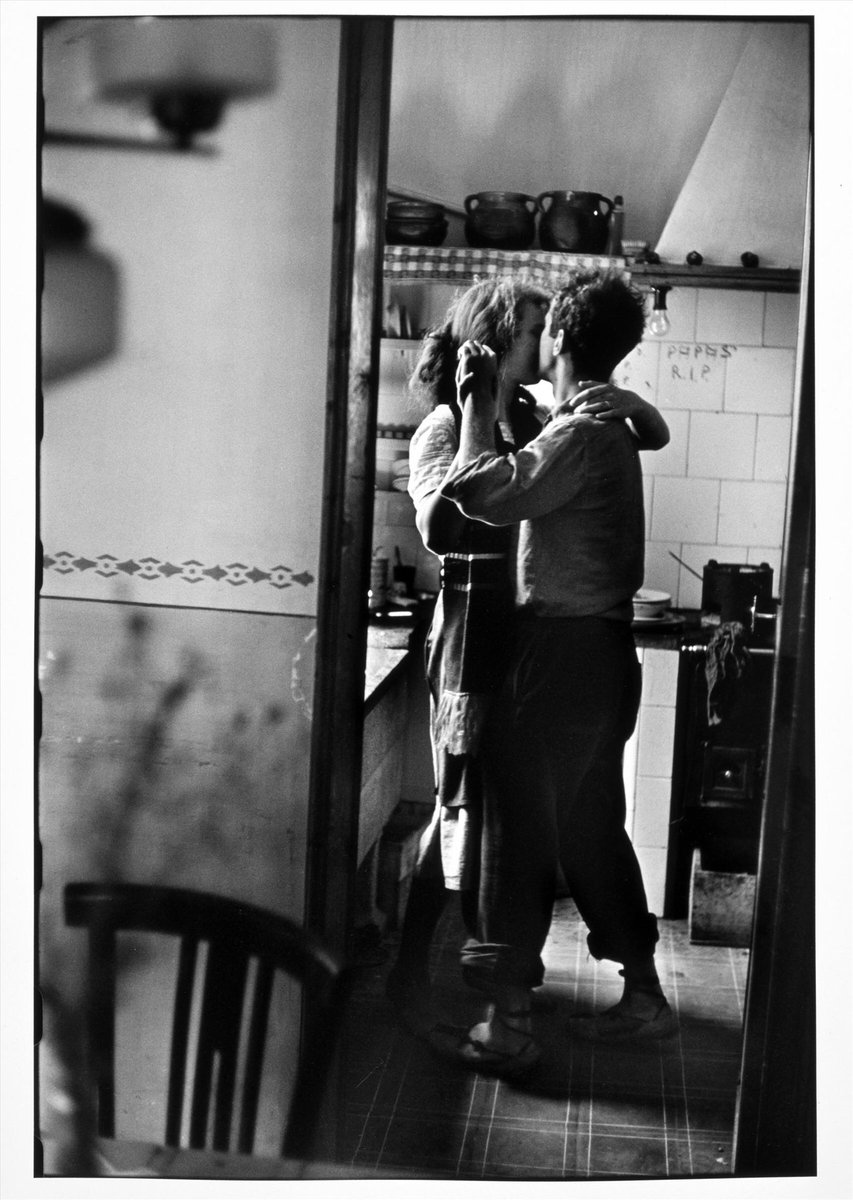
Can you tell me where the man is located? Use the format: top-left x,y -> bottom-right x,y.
440,270 -> 674,1074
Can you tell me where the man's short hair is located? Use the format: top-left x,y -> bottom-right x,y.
549,270 -> 646,380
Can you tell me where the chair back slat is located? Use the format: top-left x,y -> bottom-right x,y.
165,937 -> 198,1146
63,882 -> 347,1160
238,960 -> 274,1154
87,922 -> 117,1139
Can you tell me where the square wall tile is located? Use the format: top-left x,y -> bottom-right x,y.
763,292 -> 801,348
696,289 -> 764,345
688,412 -> 757,480
643,540 -> 682,600
677,543 -> 748,610
637,704 -> 676,777
718,481 -> 787,547
643,409 -> 689,478
632,775 -> 672,848
646,287 -> 697,343
650,477 -> 720,544
635,846 -> 667,915
724,347 -> 796,415
642,648 -> 679,707
657,342 -> 726,411
754,416 -> 793,481
613,339 -> 660,402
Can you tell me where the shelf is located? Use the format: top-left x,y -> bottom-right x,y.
384,244 -> 621,287
383,244 -> 801,293
628,261 -> 801,293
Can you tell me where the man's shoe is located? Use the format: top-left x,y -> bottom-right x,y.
569,998 -> 677,1043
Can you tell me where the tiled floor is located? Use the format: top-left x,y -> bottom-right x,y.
340,899 -> 748,1180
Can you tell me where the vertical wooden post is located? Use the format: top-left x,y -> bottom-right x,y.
733,150 -> 815,1176
301,17 -> 392,1161
306,15 -> 392,978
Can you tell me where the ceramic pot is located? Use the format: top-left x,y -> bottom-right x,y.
537,191 -> 613,253
385,200 -> 447,246
464,191 -> 537,250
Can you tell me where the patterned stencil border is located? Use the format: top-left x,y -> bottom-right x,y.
43,551 -> 314,591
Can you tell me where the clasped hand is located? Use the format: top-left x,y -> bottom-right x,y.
455,340 -> 498,413
555,381 -> 645,422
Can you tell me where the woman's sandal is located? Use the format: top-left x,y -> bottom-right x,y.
430,1009 -> 541,1079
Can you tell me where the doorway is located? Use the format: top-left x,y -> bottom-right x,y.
309,15 -> 815,1177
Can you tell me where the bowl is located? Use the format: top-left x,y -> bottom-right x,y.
633,588 -> 671,619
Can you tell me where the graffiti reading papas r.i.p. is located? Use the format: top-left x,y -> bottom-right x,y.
666,343 -> 736,383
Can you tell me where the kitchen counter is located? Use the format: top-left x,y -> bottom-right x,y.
364,603 -> 431,712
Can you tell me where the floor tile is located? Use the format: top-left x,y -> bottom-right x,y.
340,902 -> 744,1180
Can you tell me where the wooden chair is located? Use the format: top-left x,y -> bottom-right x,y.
64,881 -> 348,1160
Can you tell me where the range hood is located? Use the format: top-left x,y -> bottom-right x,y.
655,24 -> 810,270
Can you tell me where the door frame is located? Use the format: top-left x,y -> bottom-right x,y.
305,17 -> 393,961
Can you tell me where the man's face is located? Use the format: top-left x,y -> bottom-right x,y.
501,300 -> 548,388
538,299 -> 559,381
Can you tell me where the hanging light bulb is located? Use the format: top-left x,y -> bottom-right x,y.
648,285 -> 672,337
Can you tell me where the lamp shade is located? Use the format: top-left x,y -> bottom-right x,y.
41,201 -> 119,383
89,17 -> 277,105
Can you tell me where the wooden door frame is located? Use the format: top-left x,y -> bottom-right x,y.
734,153 -> 815,1176
305,16 -> 393,960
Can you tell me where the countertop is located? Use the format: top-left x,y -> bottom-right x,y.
363,608 -> 768,709
364,608 -> 429,710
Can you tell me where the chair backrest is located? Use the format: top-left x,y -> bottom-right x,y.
64,882 -> 348,1160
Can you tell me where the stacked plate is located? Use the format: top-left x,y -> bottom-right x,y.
632,588 -> 671,622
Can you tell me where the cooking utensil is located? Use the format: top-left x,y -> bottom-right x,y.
668,550 -> 703,581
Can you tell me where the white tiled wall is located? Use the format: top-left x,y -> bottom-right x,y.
377,285 -> 801,607
616,286 -> 800,607
372,488 -> 440,594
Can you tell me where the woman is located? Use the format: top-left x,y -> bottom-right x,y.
385,277 -> 550,1037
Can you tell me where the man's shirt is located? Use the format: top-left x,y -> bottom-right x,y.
441,412 -> 644,619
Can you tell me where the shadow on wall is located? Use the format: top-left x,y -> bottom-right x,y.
38,610 -> 311,1166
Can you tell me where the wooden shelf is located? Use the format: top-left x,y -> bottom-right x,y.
628,261 -> 801,293
383,244 -> 801,293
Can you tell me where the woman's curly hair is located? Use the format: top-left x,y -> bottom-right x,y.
409,277 -> 550,409
548,270 -> 646,381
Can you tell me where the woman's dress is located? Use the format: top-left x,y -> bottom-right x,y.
407,394 -> 541,890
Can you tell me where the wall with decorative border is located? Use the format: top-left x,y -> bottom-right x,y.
41,18 -> 339,617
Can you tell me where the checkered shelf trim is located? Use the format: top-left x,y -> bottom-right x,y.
384,244 -> 626,286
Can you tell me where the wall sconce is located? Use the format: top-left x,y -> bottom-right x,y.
86,16 -> 277,150
648,284 -> 672,337
41,199 -> 120,383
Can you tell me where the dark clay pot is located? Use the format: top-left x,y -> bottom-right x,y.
385,200 -> 447,247
537,191 -> 613,253
464,191 -> 537,250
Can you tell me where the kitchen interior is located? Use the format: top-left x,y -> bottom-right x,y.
21,8 -> 833,1188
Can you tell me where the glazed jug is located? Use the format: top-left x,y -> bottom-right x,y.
464,192 -> 537,250
537,191 -> 613,253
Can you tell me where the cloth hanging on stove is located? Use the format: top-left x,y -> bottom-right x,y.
705,621 -> 751,726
